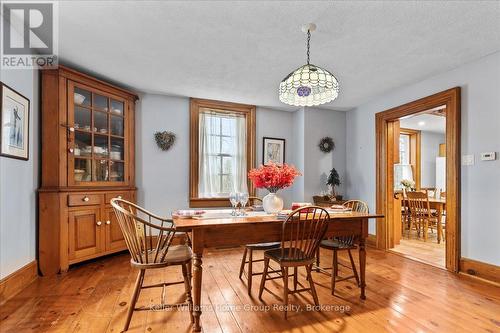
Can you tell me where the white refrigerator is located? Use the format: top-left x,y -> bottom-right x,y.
436,157 -> 446,193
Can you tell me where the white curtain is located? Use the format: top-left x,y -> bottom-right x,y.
199,111 -> 247,197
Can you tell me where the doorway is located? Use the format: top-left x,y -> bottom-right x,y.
375,88 -> 460,272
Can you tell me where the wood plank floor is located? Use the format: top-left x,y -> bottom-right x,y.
391,229 -> 445,268
1,247 -> 499,333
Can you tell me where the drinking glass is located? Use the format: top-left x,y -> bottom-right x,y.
238,192 -> 249,216
229,192 -> 238,216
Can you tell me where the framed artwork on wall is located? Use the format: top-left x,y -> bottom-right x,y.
263,137 -> 285,165
1,82 -> 30,160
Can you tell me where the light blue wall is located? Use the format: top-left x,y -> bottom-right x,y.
346,52 -> 500,265
136,95 -> 348,212
0,69 -> 39,279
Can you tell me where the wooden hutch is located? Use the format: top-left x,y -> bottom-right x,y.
38,66 -> 138,275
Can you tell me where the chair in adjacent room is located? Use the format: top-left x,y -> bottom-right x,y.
111,198 -> 193,331
315,200 -> 368,295
406,191 -> 443,242
258,206 -> 330,319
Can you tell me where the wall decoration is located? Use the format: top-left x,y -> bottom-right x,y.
154,131 -> 176,151
1,83 -> 30,160
263,137 -> 285,165
318,136 -> 335,153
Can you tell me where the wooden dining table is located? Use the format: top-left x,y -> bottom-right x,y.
401,197 -> 446,243
173,210 -> 383,332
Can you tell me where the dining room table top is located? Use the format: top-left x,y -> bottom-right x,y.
173,210 -> 384,229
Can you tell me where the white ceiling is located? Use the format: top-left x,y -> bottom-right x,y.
58,1 -> 500,111
400,114 -> 446,134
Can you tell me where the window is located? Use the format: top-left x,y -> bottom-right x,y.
190,98 -> 255,207
399,134 -> 410,165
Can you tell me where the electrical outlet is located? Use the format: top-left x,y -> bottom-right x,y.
462,154 -> 474,166
480,152 -> 496,161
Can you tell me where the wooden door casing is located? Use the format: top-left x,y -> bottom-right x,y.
68,207 -> 103,260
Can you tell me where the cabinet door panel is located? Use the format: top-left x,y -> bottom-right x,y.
68,208 -> 103,260
105,208 -> 126,251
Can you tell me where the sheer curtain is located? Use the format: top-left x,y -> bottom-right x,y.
199,110 -> 247,198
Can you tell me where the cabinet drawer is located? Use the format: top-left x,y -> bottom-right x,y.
68,194 -> 103,206
105,192 -> 131,204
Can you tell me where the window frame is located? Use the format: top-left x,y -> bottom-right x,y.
189,98 -> 256,207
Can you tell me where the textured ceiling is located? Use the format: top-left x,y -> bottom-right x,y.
58,1 -> 500,111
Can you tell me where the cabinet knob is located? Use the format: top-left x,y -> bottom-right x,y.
83,196 -> 90,202
69,127 -> 75,132
96,221 -> 102,226
69,148 -> 74,153
106,220 -> 111,225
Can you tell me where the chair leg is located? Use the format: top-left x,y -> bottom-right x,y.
247,249 -> 253,295
306,264 -> 319,306
293,267 -> 298,292
282,266 -> 289,319
258,257 -> 270,300
124,269 -> 145,332
347,249 -> 360,286
315,247 -> 320,271
331,249 -> 338,295
182,263 -> 194,324
239,247 -> 247,279
424,220 -> 428,242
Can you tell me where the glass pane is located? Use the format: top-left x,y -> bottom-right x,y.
75,132 -> 92,157
221,136 -> 234,155
94,111 -> 108,134
93,159 -> 109,181
110,137 -> 124,160
74,158 -> 92,182
222,156 -> 232,174
93,93 -> 109,111
110,115 -> 124,136
74,107 -> 91,130
110,161 -> 124,182
74,87 -> 91,107
111,100 -> 124,116
94,134 -> 109,158
221,117 -> 234,136
221,175 -> 232,194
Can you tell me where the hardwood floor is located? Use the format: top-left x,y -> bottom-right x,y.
391,229 -> 446,268
1,247 -> 499,333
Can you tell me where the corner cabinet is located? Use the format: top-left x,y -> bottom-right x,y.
38,66 -> 138,275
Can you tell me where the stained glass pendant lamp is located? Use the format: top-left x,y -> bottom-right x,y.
279,23 -> 340,107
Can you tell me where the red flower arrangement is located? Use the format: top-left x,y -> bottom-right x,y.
248,162 -> 302,193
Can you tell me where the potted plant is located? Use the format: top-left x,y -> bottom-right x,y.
248,162 -> 301,213
326,168 -> 342,201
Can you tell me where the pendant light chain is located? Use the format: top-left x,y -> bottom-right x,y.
306,29 -> 311,64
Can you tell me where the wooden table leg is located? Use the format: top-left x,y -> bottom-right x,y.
359,236 -> 366,300
191,229 -> 204,332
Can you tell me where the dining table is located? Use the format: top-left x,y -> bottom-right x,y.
173,209 -> 383,332
401,197 -> 446,243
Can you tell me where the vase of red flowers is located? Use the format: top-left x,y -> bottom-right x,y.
248,162 -> 301,214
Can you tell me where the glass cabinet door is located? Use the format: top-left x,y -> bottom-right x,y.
69,82 -> 127,185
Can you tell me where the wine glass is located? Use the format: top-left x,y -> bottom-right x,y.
238,192 -> 249,216
229,192 -> 238,216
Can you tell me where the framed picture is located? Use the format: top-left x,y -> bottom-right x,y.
263,137 -> 285,165
1,83 -> 30,160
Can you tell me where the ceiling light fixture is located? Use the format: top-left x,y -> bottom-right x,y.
279,23 -> 340,107
418,121 -> 426,126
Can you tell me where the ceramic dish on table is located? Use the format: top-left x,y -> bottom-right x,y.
172,210 -> 206,219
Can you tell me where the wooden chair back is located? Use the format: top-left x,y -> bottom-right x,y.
406,191 -> 432,220
281,206 -> 330,261
343,200 -> 369,213
111,198 -> 177,267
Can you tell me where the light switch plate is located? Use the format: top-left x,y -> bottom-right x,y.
481,152 -> 496,161
462,154 -> 474,166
